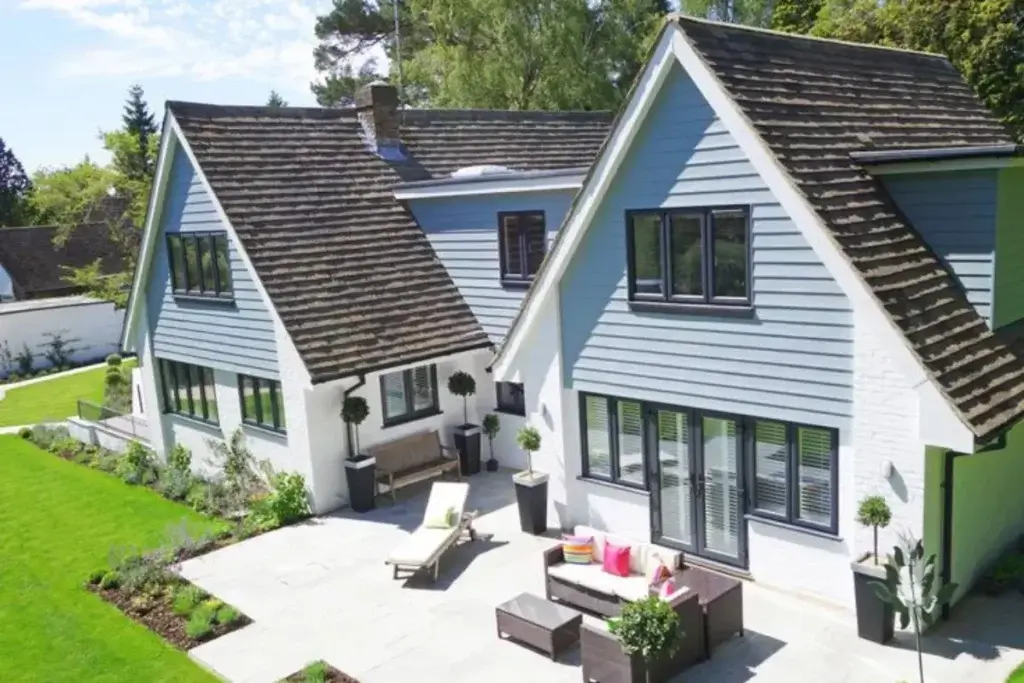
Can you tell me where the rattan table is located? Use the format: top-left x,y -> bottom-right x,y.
496,592 -> 582,660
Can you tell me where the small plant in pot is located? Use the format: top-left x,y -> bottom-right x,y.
341,395 -> 374,513
513,425 -> 547,534
482,413 -> 500,472
608,595 -> 682,683
447,370 -> 481,476
851,494 -> 894,643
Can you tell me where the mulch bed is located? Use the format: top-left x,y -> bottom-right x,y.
88,583 -> 252,650
282,663 -> 360,683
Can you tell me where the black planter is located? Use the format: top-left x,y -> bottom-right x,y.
514,472 -> 548,535
344,456 -> 376,513
485,458 -> 499,472
852,558 -> 894,644
453,424 -> 481,476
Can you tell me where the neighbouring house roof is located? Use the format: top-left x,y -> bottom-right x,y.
0,223 -> 125,299
168,102 -> 611,384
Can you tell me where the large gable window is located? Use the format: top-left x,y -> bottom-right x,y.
167,232 -> 233,299
626,207 -> 750,310
158,359 -> 218,424
499,211 -> 546,286
380,364 -> 439,427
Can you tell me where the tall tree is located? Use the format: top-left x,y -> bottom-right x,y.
682,0 -> 776,26
311,0 -> 670,111
121,85 -> 158,181
312,60 -> 382,107
267,90 -> 288,108
770,0 -> 822,32
0,138 -> 31,227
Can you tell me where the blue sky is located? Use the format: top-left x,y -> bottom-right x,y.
0,0 -> 341,173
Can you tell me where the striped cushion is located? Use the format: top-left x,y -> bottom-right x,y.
562,535 -> 594,564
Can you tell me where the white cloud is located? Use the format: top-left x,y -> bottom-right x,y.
20,0 -> 335,88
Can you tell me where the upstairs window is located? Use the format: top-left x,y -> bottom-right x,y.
626,207 -> 750,309
239,375 -> 286,434
167,232 -> 233,299
380,364 -> 439,427
499,211 -> 546,286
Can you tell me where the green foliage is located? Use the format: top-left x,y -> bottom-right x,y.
483,413 -> 500,463
516,425 -> 541,474
158,468 -> 193,502
206,429 -> 263,508
14,344 -> 32,375
1007,661 -> 1024,683
99,571 -> 120,590
185,605 -> 216,640
30,425 -> 70,450
106,354 -> 122,367
173,585 -> 207,616
41,331 -> 77,369
87,568 -> 107,585
302,660 -> 330,683
251,471 -> 310,528
447,370 -> 476,424
111,550 -> 172,594
342,395 -> 370,459
856,494 -> 892,563
121,85 -> 158,182
17,427 -> 31,439
48,435 -> 84,460
771,0 -> 824,32
267,90 -> 288,108
0,137 -> 32,227
991,552 -> 1024,582
168,444 -> 192,474
682,0 -> 775,25
608,595 -> 681,665
116,441 -> 156,485
216,605 -> 240,626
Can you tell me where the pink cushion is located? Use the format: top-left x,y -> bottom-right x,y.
602,542 -> 631,578
658,578 -> 677,599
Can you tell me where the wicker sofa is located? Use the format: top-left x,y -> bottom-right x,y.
580,585 -> 704,683
543,525 -> 683,617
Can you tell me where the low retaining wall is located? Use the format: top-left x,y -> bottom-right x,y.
67,416 -> 148,454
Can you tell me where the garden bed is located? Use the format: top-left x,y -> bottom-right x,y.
281,661 -> 360,683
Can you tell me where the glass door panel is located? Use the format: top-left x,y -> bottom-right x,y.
655,409 -> 694,549
701,415 -> 741,561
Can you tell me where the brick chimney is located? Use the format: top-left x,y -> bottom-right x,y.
356,82 -> 400,154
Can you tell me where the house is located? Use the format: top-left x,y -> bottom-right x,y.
0,222 -> 126,372
121,16 -> 1024,611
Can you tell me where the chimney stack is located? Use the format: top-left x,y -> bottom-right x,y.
356,82 -> 400,153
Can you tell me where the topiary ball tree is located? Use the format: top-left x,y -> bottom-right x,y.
482,413 -> 500,463
341,395 -> 370,459
856,494 -> 893,565
516,425 -> 541,475
608,595 -> 682,683
446,370 -> 477,426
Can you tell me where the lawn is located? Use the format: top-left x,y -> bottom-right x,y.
1009,661 -> 1024,683
0,360 -> 137,427
0,435 -> 221,682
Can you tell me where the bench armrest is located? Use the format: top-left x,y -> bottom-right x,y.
439,444 -> 458,460
543,544 -> 565,568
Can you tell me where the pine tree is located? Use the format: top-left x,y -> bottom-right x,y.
121,85 -> 158,181
266,90 -> 288,108
0,138 -> 32,227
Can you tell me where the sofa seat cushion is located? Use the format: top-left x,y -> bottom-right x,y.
548,562 -> 649,601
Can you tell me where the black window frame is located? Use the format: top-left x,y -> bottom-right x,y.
579,392 -> 648,491
166,231 -> 234,300
238,374 -> 287,434
158,359 -> 219,425
747,419 -> 839,535
625,206 -> 751,312
495,381 -> 525,416
379,364 -> 440,428
498,211 -> 546,287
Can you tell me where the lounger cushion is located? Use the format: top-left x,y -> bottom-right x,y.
388,527 -> 460,566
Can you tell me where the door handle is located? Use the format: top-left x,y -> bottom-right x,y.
695,472 -> 706,498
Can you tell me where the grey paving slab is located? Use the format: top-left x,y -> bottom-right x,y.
179,470 -> 1024,683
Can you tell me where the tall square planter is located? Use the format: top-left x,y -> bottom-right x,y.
453,424 -> 481,476
344,456 -> 376,513
852,556 -> 894,644
513,471 -> 548,535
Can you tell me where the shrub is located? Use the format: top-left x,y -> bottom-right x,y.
41,331 -> 77,369
341,395 -> 369,459
99,571 -> 120,590
608,595 -> 682,670
17,427 -> 31,439
206,429 -> 263,509
856,495 -> 892,565
185,607 -> 215,640
113,551 -> 171,593
173,584 -> 206,616
215,605 -> 240,626
164,520 -> 217,560
168,443 -> 192,473
258,471 -> 310,527
482,413 -> 500,462
87,568 -> 107,585
116,441 -> 156,485
48,436 -> 83,460
446,370 -> 477,425
158,468 -> 193,502
106,353 -> 122,367
30,425 -> 70,450
302,661 -> 330,683
516,425 -> 542,475
14,343 -> 32,375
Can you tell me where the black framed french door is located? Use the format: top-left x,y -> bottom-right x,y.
648,406 -> 748,568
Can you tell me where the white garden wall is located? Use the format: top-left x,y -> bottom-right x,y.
0,295 -> 124,375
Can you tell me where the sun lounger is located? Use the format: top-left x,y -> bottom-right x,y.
385,482 -> 475,581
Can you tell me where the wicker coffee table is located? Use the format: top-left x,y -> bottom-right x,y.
496,592 -> 582,660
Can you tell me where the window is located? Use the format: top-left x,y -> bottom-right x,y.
750,420 -> 837,533
238,375 -> 286,433
167,232 -> 233,298
495,381 -> 525,416
380,364 -> 439,426
499,211 -> 546,285
580,393 -> 646,489
626,207 -> 750,307
158,359 -> 218,424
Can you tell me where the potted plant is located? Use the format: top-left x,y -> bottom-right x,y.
871,534 -> 958,683
482,413 -> 500,472
851,494 -> 894,643
447,370 -> 481,476
608,595 -> 682,683
341,395 -> 374,513
513,425 -> 547,534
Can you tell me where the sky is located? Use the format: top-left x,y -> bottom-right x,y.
0,0 -> 346,173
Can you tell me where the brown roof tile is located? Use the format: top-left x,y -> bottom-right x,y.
0,222 -> 125,299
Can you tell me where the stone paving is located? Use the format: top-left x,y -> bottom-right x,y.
179,470 -> 1024,683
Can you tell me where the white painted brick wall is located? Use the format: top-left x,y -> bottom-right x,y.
852,306 -> 924,558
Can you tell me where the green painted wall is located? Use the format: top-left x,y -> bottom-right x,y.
923,446 -> 944,574
949,420 -> 1024,602
993,166 -> 1024,328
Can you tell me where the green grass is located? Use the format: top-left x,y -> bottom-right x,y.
1008,662 -> 1024,683
0,360 -> 137,427
0,435 -> 221,682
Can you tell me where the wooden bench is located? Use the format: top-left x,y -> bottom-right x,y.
368,429 -> 461,504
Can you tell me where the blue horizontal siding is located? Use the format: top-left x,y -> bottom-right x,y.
883,170 -> 997,326
559,63 -> 853,429
410,191 -> 576,344
147,146 -> 279,379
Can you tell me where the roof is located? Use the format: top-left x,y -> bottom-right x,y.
0,223 -> 125,299
168,102 -> 612,383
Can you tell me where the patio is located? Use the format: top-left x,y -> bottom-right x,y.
179,470 -> 1024,683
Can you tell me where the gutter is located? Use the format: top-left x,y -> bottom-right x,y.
342,374 -> 366,460
851,143 -> 1020,164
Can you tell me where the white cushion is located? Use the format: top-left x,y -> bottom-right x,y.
548,561 -> 650,601
387,527 -> 459,566
421,482 -> 468,527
